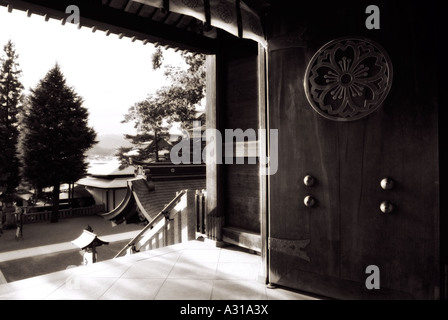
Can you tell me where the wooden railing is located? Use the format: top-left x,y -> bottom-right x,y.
22,204 -> 105,224
114,190 -> 191,258
114,187 -> 228,259
194,189 -> 223,242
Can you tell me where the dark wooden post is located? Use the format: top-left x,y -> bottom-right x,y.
205,54 -> 224,245
258,43 -> 269,284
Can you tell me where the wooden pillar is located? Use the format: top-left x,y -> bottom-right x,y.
205,54 -> 225,245
185,190 -> 196,241
105,189 -> 109,212
258,44 -> 269,284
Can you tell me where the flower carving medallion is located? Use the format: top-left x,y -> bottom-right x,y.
304,37 -> 393,121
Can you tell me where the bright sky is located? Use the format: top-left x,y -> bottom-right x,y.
0,6 -> 185,137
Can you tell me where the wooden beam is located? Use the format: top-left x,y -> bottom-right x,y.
222,227 -> 261,253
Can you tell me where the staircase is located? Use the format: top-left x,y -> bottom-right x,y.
114,189 -> 196,258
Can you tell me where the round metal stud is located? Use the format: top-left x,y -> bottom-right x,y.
380,200 -> 394,214
304,195 -> 316,207
380,177 -> 394,190
303,175 -> 315,187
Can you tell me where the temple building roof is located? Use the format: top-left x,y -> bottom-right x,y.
77,176 -> 130,189
100,175 -> 205,225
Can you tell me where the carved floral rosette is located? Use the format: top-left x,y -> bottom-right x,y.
304,37 -> 393,121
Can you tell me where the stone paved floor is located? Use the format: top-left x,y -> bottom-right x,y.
0,240 -> 320,300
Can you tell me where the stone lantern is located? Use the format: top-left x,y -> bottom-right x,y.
71,226 -> 109,265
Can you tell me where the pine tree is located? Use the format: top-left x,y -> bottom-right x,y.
0,40 -> 23,200
118,51 -> 205,166
121,96 -> 173,163
21,64 -> 97,222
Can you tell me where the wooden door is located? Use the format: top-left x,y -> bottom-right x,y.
267,2 -> 439,300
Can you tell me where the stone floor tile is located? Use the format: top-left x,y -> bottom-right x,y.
155,279 -> 214,300
215,262 -> 261,281
168,262 -> 217,280
211,280 -> 268,300
100,278 -> 166,300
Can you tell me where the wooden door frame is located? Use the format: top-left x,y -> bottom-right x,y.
258,44 -> 269,284
205,43 -> 270,284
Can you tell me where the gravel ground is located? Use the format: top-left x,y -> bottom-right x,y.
0,240 -> 130,282
0,215 -> 143,283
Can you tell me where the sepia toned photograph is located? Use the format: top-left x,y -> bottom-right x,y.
0,0 -> 442,306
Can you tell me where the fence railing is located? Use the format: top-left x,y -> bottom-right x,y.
22,204 -> 105,224
114,190 -> 189,258
194,189 -> 223,242
114,188 -> 227,259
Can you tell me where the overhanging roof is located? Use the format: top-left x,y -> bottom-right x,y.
0,0 -> 216,53
0,0 -> 271,53
100,176 -> 205,224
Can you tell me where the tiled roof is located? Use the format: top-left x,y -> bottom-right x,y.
129,178 -> 155,221
143,178 -> 206,219
101,177 -> 205,225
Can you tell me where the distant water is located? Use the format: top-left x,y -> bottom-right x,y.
86,157 -> 134,176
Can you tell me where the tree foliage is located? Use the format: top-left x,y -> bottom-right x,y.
118,50 -> 206,166
151,47 -> 164,70
0,40 -> 24,199
20,64 -> 97,222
